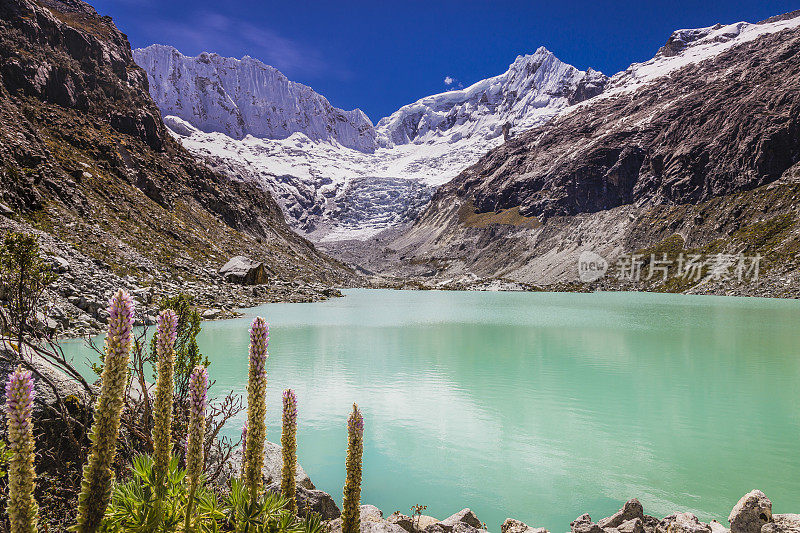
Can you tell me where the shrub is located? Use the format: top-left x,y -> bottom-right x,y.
0,231 -> 56,346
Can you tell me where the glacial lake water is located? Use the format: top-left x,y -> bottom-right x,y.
62,289 -> 800,531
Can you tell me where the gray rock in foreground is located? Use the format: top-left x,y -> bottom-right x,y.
0,340 -> 94,414
388,512 -> 439,533
501,518 -> 549,533
224,442 -> 314,490
657,513 -> 711,533
710,520 -> 731,533
572,514 -> 604,533
763,515 -> 800,533
327,505 -> 407,533
440,509 -> 483,530
265,482 -> 340,520
599,500 -> 645,530
730,490 -> 773,533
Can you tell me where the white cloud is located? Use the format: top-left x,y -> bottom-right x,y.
444,76 -> 455,85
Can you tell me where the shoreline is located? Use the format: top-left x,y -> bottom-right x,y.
51,280 -> 800,340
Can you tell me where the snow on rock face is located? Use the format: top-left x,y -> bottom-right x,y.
162,116 -> 435,241
375,47 -> 607,148
605,13 -> 800,96
133,44 -> 377,152
137,46 -> 602,241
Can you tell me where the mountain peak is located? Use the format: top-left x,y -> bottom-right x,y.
133,45 -> 377,152
375,47 -> 607,148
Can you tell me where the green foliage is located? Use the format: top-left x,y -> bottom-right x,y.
225,479 -> 318,533
151,295 -> 209,400
0,440 -> 11,479
102,456 -> 321,533
103,454 -> 187,532
0,231 -> 57,344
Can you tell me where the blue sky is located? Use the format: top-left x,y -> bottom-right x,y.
95,0 -> 798,123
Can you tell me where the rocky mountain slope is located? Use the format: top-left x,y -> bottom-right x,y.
383,11 -> 800,296
0,0 -> 353,305
134,46 -> 606,241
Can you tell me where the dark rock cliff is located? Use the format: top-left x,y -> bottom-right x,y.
0,0 -> 352,283
434,25 -> 800,221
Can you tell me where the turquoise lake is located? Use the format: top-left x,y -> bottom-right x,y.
61,289 -> 800,531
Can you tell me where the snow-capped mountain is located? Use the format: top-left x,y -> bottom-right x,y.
389,10 -> 800,287
376,47 -> 607,148
603,12 -> 800,96
134,45 -> 605,241
133,45 -> 376,152
133,12 -> 800,244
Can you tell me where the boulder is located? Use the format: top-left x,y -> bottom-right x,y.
643,516 -> 660,533
763,515 -> 800,533
729,491 -> 772,533
328,505 -> 406,533
440,509 -> 483,530
202,308 -> 222,320
0,339 -> 94,415
451,524 -> 489,533
599,500 -> 645,529
225,442 -> 314,489
572,514 -> 604,533
388,513 -> 415,533
425,525 -> 486,533
48,255 -> 71,273
711,520 -> 731,533
35,311 -> 58,333
0,340 -> 95,466
389,512 -> 440,533
501,518 -> 549,533
614,518 -> 645,533
657,513 -> 712,533
219,256 -> 268,285
265,482 -> 340,520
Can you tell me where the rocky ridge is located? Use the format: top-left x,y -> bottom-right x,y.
377,12 -> 800,296
0,0 -> 354,312
1,216 -> 342,338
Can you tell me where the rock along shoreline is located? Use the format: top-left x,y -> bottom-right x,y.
318,490 -> 797,533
